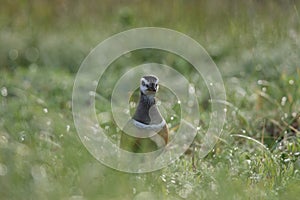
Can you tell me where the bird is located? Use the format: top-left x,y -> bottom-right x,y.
120,75 -> 169,153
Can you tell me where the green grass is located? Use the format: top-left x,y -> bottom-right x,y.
1,1 -> 300,199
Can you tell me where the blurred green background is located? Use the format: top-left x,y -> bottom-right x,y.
1,0 -> 300,199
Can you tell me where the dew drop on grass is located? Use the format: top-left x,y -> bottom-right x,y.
294,152 -> 300,156
281,96 -> 287,106
262,87 -> 267,92
1,87 -> 7,97
246,159 -> 251,165
257,80 -> 263,85
18,131 -> 26,142
177,100 -> 181,104
130,101 -> 136,108
20,135 -> 25,142
0,135 -> 8,144
88,91 -> 96,97
278,144 -> 284,151
288,79 -> 294,85
43,108 -> 48,113
66,125 -> 70,132
84,136 -> 90,141
161,175 -> 166,182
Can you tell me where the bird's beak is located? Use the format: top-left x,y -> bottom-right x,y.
148,83 -> 157,92
148,87 -> 156,92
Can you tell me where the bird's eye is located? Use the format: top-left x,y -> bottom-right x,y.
142,81 -> 146,86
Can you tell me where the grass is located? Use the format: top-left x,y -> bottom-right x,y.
1,0 -> 300,199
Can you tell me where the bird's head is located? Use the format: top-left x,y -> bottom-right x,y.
140,75 -> 159,96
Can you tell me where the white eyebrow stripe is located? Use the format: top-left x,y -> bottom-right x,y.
141,78 -> 150,85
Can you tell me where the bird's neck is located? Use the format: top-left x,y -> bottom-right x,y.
132,92 -> 162,125
140,91 -> 156,106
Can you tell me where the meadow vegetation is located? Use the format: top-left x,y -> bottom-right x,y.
0,1 -> 300,199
